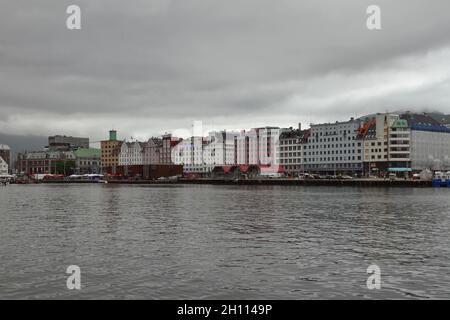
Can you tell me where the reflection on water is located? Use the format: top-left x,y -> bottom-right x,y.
0,184 -> 449,299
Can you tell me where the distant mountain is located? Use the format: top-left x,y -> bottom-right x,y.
0,132 -> 47,157
426,112 -> 450,125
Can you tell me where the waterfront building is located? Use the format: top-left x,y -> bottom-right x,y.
401,113 -> 450,171
358,112 -> 450,176
0,156 -> 8,175
202,131 -> 239,173
48,135 -> 89,151
101,130 -> 123,174
17,150 -> 76,175
74,148 -> 102,174
387,117 -> 411,173
359,113 -> 398,175
278,125 -> 308,176
236,127 -> 283,168
161,134 -> 182,165
303,118 -> 364,175
143,137 -> 163,165
0,144 -> 11,171
118,141 -> 145,166
172,136 -> 208,174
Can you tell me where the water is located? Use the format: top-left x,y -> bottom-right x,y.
1,184 -> 450,299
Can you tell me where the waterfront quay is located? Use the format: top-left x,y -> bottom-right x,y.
33,178 -> 433,187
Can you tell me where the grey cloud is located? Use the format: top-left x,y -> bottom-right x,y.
1,0 -> 450,142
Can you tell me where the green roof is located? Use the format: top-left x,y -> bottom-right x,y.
74,148 -> 101,158
392,119 -> 409,128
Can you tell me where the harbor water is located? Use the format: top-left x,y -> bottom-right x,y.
1,184 -> 450,299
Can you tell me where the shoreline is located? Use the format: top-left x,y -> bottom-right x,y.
15,178 -> 435,187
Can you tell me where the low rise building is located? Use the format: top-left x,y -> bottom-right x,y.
17,150 -> 76,175
74,148 -> 101,174
0,144 -> 11,171
0,156 -> 8,175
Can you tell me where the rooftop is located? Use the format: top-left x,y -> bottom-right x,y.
0,144 -> 11,150
74,148 -> 101,158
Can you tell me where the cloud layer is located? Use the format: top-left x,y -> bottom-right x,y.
1,0 -> 450,142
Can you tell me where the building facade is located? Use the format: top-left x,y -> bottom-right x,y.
118,141 -> 145,166
0,144 -> 11,170
0,156 -> 8,175
202,131 -> 239,173
74,148 -> 102,174
48,135 -> 89,150
101,130 -> 123,174
172,137 -> 208,174
143,137 -> 163,165
17,150 -> 76,175
402,113 -> 450,171
359,114 -> 398,175
278,126 -> 308,176
303,118 -> 364,174
236,127 -> 283,168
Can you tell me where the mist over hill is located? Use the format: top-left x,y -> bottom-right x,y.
0,132 -> 47,157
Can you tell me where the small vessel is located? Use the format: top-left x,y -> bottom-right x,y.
432,171 -> 449,187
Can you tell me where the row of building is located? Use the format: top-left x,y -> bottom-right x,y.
97,112 -> 450,178
15,136 -> 101,176
5,111 -> 450,178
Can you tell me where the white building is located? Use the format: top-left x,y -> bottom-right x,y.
172,137 -> 207,174
411,130 -> 450,171
142,137 -> 162,165
0,156 -> 8,175
118,141 -> 144,166
304,118 -> 364,174
388,118 -> 411,171
202,131 -> 239,172
403,113 -> 450,171
237,127 -> 283,168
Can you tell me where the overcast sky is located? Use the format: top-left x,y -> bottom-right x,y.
1,0 -> 450,142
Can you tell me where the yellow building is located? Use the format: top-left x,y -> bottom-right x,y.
101,130 -> 123,173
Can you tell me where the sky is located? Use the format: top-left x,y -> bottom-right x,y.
1,0 -> 450,144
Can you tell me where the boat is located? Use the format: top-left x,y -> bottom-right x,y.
432,171 -> 449,187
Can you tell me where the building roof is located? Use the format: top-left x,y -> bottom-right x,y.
74,148 -> 101,158
280,128 -> 308,140
0,144 -> 11,150
357,118 -> 377,139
